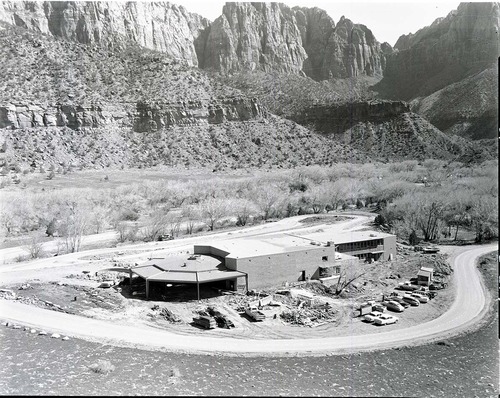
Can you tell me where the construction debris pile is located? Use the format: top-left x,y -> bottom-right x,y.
280,301 -> 338,327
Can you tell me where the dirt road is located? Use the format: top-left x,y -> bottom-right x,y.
0,244 -> 495,356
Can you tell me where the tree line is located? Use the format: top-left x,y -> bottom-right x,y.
1,159 -> 497,255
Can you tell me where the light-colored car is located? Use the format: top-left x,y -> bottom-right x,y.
411,293 -> 429,303
402,295 -> 420,306
363,311 -> 384,323
385,300 -> 405,312
374,314 -> 399,326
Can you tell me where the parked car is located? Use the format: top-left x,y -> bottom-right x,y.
372,303 -> 386,313
374,314 -> 399,326
363,311 -> 384,323
384,300 -> 405,312
390,296 -> 410,308
411,293 -> 429,303
402,295 -> 420,306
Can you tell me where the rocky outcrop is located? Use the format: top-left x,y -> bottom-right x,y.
295,10 -> 387,79
374,2 -> 500,100
0,1 -> 389,80
293,100 -> 409,135
200,2 -> 307,74
200,3 -> 387,79
0,103 -> 129,129
0,97 -> 263,132
133,97 -> 263,132
0,1 -> 210,66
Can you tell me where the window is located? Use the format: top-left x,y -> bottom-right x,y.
322,256 -> 328,262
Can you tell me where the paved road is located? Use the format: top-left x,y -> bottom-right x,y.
0,244 -> 495,355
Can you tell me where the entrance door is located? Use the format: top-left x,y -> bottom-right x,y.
301,270 -> 306,281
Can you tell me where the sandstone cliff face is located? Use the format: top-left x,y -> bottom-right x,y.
200,3 -> 387,79
200,2 -> 307,74
375,2 -> 500,100
295,10 -> 387,79
0,98 -> 263,132
0,1 -> 389,80
0,1 -> 210,66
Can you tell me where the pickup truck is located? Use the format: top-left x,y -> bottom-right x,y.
245,305 -> 266,321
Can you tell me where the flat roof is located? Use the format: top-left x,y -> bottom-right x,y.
199,236 -> 334,259
141,254 -> 223,272
131,254 -> 246,283
301,230 -> 395,245
197,229 -> 394,259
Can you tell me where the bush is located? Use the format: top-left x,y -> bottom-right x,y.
88,359 -> 115,374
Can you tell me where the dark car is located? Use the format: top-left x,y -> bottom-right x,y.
402,295 -> 420,306
390,296 -> 410,308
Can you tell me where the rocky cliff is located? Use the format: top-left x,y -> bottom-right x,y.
0,1 -> 388,80
0,97 -> 262,132
0,0 -> 210,66
200,2 -> 388,79
293,100 -> 409,136
295,10 -> 388,79
374,2 -> 500,100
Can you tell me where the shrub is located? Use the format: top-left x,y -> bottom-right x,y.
88,359 -> 115,374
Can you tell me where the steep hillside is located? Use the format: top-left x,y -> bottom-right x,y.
220,71 -> 379,119
410,64 -> 497,140
343,113 -> 496,163
0,0 -> 209,67
0,22 -> 373,170
374,2 -> 500,100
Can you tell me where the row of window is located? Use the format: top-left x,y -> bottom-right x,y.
337,239 -> 383,252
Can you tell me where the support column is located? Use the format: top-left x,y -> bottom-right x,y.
245,274 -> 248,293
195,272 -> 200,301
146,280 -> 149,300
129,270 -> 132,286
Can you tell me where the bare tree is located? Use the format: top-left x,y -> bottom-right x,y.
23,233 -> 45,259
200,197 -> 229,231
334,270 -> 367,295
59,202 -> 88,253
89,205 -> 108,234
181,204 -> 200,235
141,209 -> 169,241
230,198 -> 257,226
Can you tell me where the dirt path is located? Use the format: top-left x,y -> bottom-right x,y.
0,244 -> 495,356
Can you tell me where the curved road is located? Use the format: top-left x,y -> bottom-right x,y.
0,244 -> 495,356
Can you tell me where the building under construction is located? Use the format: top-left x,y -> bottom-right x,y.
128,229 -> 395,300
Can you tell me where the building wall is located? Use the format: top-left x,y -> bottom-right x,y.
225,246 -> 338,290
194,244 -> 230,258
336,235 -> 396,261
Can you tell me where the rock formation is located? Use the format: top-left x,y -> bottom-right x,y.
0,98 -> 263,132
293,100 -> 410,135
0,1 -> 388,80
374,2 -> 500,100
0,1 -> 210,66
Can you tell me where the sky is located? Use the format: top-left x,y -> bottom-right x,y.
170,0 -> 463,46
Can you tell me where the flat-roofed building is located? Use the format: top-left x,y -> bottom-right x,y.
293,230 -> 397,262
130,253 -> 247,300
194,235 -> 356,290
